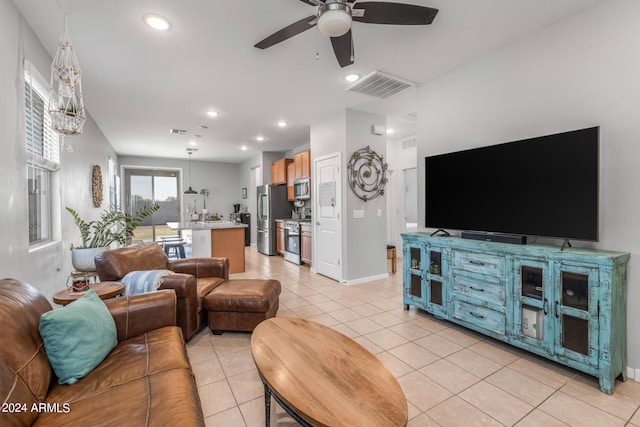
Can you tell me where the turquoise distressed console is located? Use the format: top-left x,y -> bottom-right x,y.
402,232 -> 629,394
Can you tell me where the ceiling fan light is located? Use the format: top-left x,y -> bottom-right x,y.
318,4 -> 352,37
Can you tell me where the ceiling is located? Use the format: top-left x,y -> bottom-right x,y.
12,0 -> 600,163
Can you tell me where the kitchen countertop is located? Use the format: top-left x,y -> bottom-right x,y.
167,221 -> 248,230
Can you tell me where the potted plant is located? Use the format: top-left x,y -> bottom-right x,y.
66,203 -> 159,271
205,212 -> 223,221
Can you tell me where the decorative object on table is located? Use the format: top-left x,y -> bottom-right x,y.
66,203 -> 159,271
92,165 -> 103,207
242,187 -> 247,199
200,188 -> 209,209
184,148 -> 198,194
66,271 -> 98,292
205,212 -> 223,221
347,145 -> 388,201
48,17 -> 86,152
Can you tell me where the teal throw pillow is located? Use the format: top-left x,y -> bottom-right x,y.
39,289 -> 117,385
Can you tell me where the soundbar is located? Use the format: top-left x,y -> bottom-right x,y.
461,231 -> 527,245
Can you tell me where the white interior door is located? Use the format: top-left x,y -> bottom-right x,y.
314,153 -> 341,281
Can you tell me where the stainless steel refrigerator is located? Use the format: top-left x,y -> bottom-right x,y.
257,184 -> 292,255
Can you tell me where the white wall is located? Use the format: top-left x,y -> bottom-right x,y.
0,2 -> 118,301
416,0 -> 640,368
344,109 -> 387,282
310,109 -> 387,282
386,136 -> 418,252
117,155 -> 240,222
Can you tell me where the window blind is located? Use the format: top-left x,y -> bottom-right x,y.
24,61 -> 59,171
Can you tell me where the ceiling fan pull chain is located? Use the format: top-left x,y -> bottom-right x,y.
350,33 -> 354,62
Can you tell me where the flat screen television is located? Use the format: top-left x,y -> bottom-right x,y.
425,126 -> 599,241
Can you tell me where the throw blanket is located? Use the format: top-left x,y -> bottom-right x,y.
121,270 -> 174,296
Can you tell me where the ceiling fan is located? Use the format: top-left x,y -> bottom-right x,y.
254,0 -> 439,67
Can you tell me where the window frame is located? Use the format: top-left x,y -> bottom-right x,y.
24,60 -> 60,246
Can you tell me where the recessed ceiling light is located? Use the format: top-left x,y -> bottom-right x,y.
143,14 -> 171,31
206,110 -> 219,118
241,145 -> 248,151
256,136 -> 265,142
277,121 -> 288,128
189,141 -> 198,146
344,73 -> 360,82
386,128 -> 395,135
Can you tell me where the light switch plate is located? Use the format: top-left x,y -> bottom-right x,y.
353,210 -> 365,219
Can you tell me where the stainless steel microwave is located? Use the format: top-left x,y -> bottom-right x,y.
293,178 -> 310,200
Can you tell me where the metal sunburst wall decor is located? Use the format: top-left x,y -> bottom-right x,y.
347,146 -> 388,202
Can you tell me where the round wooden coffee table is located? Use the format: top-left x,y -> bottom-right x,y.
251,317 -> 408,427
53,281 -> 125,306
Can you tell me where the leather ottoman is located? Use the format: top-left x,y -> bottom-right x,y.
204,279 -> 281,334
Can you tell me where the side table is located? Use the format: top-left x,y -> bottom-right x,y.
53,281 -> 125,306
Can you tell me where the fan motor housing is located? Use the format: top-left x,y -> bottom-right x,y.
318,2 -> 352,37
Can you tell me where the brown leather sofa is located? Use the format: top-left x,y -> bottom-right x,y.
0,278 -> 205,426
94,243 -> 229,341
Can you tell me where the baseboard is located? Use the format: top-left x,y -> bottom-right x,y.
627,367 -> 640,382
341,273 -> 389,286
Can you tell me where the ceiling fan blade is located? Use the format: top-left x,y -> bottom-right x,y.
298,0 -> 324,5
352,2 -> 438,25
330,29 -> 354,68
255,15 -> 318,49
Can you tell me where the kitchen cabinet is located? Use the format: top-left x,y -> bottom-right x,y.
301,222 -> 312,266
402,232 -> 629,394
287,162 -> 295,201
294,150 -> 310,179
187,226 -> 246,274
276,220 -> 284,256
271,158 -> 293,185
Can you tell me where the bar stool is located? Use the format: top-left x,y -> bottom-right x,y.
163,238 -> 186,260
387,245 -> 397,273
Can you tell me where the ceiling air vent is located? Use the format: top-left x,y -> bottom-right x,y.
346,71 -> 415,99
169,128 -> 188,135
402,136 -> 417,150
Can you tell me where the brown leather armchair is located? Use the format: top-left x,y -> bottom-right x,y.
94,242 -> 229,341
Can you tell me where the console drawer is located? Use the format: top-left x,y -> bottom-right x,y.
452,300 -> 506,336
452,250 -> 505,278
452,273 -> 506,307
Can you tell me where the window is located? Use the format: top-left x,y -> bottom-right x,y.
25,61 -> 60,244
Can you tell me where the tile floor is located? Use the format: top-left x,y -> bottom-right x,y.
187,247 -> 640,426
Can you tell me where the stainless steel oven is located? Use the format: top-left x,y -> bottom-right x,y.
283,220 -> 301,264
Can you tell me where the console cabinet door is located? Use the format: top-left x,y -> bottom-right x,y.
403,243 -> 426,309
425,244 -> 447,317
552,263 -> 600,368
513,258 -> 553,354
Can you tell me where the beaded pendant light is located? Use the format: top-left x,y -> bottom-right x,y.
49,18 -> 86,151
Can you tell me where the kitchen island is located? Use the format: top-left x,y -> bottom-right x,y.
167,221 -> 247,273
